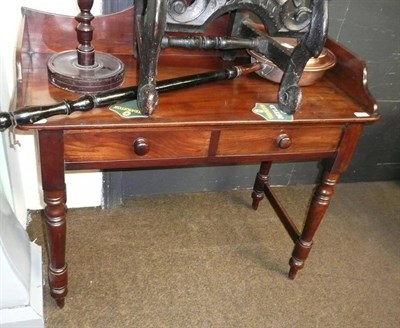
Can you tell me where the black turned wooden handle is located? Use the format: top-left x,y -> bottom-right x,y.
0,62 -> 262,132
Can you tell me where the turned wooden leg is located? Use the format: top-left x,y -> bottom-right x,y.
39,130 -> 68,307
288,171 -> 340,279
288,124 -> 364,279
43,190 -> 68,308
251,162 -> 272,210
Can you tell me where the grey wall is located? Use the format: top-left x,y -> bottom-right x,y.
328,0 -> 400,181
102,0 -> 133,14
104,0 -> 400,203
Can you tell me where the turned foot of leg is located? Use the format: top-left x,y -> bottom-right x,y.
251,190 -> 264,210
55,297 -> 65,309
288,257 -> 304,280
288,238 -> 313,279
49,264 -> 68,308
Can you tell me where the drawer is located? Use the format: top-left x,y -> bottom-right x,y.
64,130 -> 211,162
216,126 -> 342,156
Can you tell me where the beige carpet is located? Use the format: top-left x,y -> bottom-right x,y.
27,181 -> 400,328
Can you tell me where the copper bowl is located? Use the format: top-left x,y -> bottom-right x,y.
248,38 -> 336,86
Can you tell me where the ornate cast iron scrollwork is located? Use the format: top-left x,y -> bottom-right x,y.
134,0 -> 328,115
165,0 -> 313,34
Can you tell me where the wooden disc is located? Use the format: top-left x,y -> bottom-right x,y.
47,50 -> 125,93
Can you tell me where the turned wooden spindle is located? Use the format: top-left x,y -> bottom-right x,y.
47,0 -> 125,93
76,0 -> 95,66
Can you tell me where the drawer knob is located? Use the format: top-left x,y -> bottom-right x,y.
133,137 -> 149,156
276,133 -> 292,149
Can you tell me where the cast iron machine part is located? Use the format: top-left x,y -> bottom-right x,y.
134,0 -> 328,115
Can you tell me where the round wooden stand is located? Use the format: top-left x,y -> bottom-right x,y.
47,51 -> 124,93
47,0 -> 124,93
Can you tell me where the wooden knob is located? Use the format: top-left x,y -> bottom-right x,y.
133,137 -> 149,156
276,133 -> 292,149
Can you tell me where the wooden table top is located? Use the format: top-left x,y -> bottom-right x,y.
15,8 -> 379,131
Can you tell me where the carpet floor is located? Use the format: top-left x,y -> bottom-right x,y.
27,181 -> 400,328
